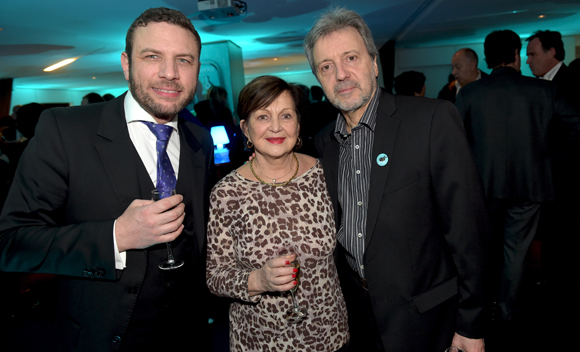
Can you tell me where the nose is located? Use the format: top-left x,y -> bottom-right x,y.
526,56 -> 531,65
269,116 -> 282,132
159,60 -> 179,80
452,67 -> 458,77
335,62 -> 349,81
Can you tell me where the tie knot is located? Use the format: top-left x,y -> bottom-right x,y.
142,121 -> 173,141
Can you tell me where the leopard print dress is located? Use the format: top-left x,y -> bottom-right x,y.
206,160 -> 349,352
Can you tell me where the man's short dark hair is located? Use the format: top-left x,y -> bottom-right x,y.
526,30 -> 565,61
484,30 -> 522,69
393,71 -> 425,96
125,7 -> 201,62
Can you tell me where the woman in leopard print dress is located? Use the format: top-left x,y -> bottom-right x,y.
206,76 -> 349,352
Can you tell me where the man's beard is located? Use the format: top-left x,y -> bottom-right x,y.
329,77 -> 376,113
129,68 -> 196,120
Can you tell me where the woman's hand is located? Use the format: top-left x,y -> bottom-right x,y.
248,254 -> 297,296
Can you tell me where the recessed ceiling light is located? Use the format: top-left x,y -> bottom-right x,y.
43,58 -> 77,72
539,15 -> 545,18
273,58 -> 278,61
92,77 -> 96,79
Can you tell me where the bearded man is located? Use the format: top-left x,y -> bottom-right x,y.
0,7 -> 213,352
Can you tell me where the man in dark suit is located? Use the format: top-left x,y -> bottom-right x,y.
456,30 -> 579,326
305,8 -> 489,352
0,8 -> 213,352
526,29 -> 580,293
438,48 -> 488,104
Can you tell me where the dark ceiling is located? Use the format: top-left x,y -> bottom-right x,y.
1,0 -> 579,91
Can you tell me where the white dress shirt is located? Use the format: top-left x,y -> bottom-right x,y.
113,90 -> 181,269
541,61 -> 563,81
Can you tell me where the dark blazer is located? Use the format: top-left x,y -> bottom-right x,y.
552,63 -> 569,89
315,89 -> 489,351
455,66 -> 578,203
0,94 -> 214,351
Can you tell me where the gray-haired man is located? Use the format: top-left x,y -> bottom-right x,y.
307,8 -> 489,352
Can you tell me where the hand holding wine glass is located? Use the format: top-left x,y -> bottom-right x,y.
278,244 -> 309,324
115,192 -> 185,252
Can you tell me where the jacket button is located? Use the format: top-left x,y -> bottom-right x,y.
112,336 -> 121,343
128,286 -> 138,294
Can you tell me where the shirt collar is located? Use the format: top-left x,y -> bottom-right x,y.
334,87 -> 381,139
124,90 -> 179,130
455,70 -> 483,94
541,61 -> 563,81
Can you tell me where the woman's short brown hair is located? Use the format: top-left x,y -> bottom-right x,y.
237,75 -> 307,125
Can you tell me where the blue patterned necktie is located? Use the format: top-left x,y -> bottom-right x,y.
142,121 -> 176,198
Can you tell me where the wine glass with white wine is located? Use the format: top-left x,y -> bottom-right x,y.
277,243 -> 308,324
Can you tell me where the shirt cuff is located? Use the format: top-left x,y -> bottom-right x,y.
113,220 -> 127,270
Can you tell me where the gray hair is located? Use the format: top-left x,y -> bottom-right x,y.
304,7 -> 378,75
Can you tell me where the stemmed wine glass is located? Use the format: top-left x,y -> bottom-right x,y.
277,243 -> 308,324
152,188 -> 184,270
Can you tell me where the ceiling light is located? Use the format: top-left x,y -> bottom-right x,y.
538,15 -> 545,18
273,58 -> 278,61
44,58 -> 77,72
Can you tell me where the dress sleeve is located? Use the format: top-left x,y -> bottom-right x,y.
206,184 -> 261,303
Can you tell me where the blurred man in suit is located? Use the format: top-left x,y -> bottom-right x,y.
0,7 -> 213,352
526,29 -> 580,314
306,7 -> 489,352
456,30 -> 579,327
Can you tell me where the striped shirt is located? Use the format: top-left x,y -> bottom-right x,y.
334,88 -> 381,278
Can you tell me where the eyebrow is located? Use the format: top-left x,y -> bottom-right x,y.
139,48 -> 196,59
317,50 -> 360,66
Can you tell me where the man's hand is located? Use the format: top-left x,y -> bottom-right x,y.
115,194 -> 185,252
450,333 -> 484,352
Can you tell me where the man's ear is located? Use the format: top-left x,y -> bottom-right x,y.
121,52 -> 130,81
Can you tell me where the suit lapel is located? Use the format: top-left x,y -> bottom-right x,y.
320,127 -> 341,228
93,94 -> 150,276
94,94 -> 153,213
365,92 -> 400,250
176,120 -> 205,251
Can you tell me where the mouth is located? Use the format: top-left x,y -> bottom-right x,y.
152,87 -> 181,97
335,81 -> 359,95
338,86 -> 355,94
266,137 -> 285,144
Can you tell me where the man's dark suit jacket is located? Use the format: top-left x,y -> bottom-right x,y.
315,89 -> 489,351
0,95 -> 214,351
455,66 -> 580,203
